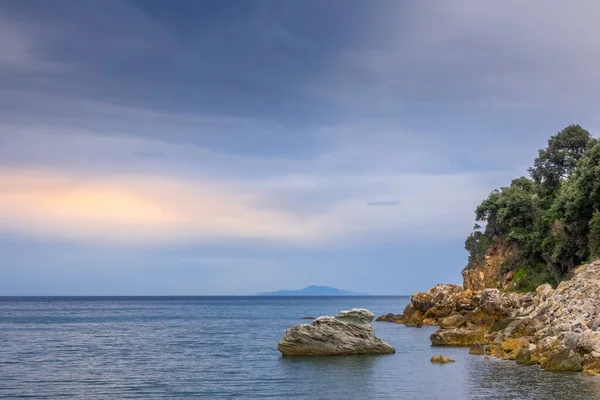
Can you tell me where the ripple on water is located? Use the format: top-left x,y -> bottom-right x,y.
2,296 -> 600,399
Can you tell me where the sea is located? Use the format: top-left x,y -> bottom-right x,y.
1,296 -> 600,399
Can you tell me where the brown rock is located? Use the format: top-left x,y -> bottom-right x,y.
453,290 -> 477,311
439,314 -> 467,329
423,305 -> 452,320
375,313 -> 403,323
430,354 -> 455,363
430,328 -> 486,346
542,348 -> 583,372
411,292 -> 435,312
583,354 -> 600,376
404,310 -> 423,328
422,318 -> 437,325
515,348 -> 531,364
461,239 -> 516,291
485,343 -> 505,358
402,303 -> 417,318
469,342 -> 485,355
463,309 -> 496,331
501,337 -> 532,353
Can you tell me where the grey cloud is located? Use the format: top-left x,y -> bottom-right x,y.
366,200 -> 402,206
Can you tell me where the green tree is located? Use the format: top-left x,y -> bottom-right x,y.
465,125 -> 598,291
528,125 -> 593,194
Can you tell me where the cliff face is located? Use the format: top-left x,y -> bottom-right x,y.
462,240 -> 516,291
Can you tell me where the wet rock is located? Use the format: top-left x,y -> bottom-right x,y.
404,310 -> 424,328
430,328 -> 486,346
375,313 -> 403,323
583,354 -> 600,376
501,337 -> 532,353
515,348 -> 531,364
302,317 -> 316,320
469,342 -> 485,355
430,355 -> 455,363
542,348 -> 583,372
278,309 -> 395,356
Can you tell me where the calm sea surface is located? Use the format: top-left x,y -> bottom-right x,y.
1,296 -> 600,399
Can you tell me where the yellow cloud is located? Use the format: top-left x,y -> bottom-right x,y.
0,168 -> 324,244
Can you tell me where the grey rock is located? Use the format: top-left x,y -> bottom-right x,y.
278,308 -> 395,356
515,348 -> 531,364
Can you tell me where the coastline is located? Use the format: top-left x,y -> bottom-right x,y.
378,260 -> 600,376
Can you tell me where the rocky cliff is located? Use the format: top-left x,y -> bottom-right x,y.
462,239 -> 517,291
378,260 -> 600,376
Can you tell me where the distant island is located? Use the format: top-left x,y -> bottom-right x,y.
257,285 -> 365,296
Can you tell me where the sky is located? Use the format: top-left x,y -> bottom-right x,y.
1,0 -> 600,295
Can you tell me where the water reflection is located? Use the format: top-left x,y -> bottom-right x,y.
464,356 -> 600,399
278,354 -> 379,398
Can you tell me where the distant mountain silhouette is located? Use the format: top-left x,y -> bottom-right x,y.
256,285 -> 365,296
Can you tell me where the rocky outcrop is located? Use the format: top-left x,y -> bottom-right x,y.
488,261 -> 600,372
462,240 -> 517,291
430,328 -> 487,346
382,260 -> 600,376
377,283 -> 531,342
278,308 -> 395,356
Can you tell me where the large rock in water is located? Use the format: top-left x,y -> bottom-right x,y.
278,308 -> 395,356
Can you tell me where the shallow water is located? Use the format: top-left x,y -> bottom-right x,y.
1,296 -> 599,399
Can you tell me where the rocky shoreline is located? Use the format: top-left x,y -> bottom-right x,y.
377,260 -> 600,376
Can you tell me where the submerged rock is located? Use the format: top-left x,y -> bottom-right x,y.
278,308 -> 395,356
430,354 -> 455,363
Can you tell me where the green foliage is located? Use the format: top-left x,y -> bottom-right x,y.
465,230 -> 492,267
528,125 -> 593,193
512,264 -> 554,292
589,210 -> 600,260
466,125 -> 598,291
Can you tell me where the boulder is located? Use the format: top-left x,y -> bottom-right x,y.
411,291 -> 435,312
501,337 -> 532,353
469,342 -> 485,355
430,328 -> 486,346
404,311 -> 424,328
542,348 -> 583,372
278,308 -> 395,356
453,290 -> 477,311
439,314 -> 466,329
430,354 -> 455,363
515,348 -> 531,364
